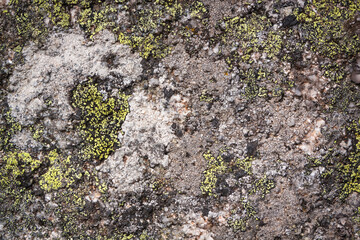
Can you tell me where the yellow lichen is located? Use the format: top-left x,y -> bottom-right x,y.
71,80 -> 130,161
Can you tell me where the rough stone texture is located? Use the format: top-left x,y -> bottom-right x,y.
1,0 -> 360,239
7,30 -> 142,150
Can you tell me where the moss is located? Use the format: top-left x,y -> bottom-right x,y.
71,79 -> 130,161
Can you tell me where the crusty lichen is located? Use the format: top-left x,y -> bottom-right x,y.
227,199 -> 259,232
0,151 -> 40,188
250,174 -> 275,198
307,119 -> 360,199
340,120 -> 360,198
117,1 -> 182,59
71,79 -> 130,161
200,150 -> 227,196
294,0 -> 360,59
201,148 -> 274,199
78,3 -> 118,39
0,110 -> 21,151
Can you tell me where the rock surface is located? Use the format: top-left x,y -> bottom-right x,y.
1,0 -> 360,239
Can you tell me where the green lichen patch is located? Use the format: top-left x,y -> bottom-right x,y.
0,150 -> 41,236
78,3 -> 119,39
2,0 -> 210,61
29,124 -> 44,141
328,82 -> 360,111
214,8 -> 302,101
116,0 -> 209,59
219,12 -> 290,66
200,147 -> 275,199
307,119 -> 360,199
33,0 -> 72,28
340,121 -> 360,198
0,151 -> 40,190
0,110 -> 21,151
200,147 -> 275,233
189,1 -> 208,20
353,206 -> 360,236
322,62 -> 347,83
71,79 -> 130,162
199,90 -> 214,103
39,150 -> 82,191
250,174 -> 275,198
200,150 -> 228,197
294,0 -> 360,59
117,0 -> 183,59
237,68 -> 273,100
227,199 -> 259,232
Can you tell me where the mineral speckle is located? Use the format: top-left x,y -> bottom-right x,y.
1,1 -> 360,239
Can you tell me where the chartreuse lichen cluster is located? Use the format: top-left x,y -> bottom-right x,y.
200,150 -> 227,197
200,148 -> 274,232
307,119 -> 360,199
222,14 -> 268,63
322,62 -> 346,83
250,174 -> 275,198
328,82 -> 360,111
353,206 -> 360,237
39,150 -> 82,191
0,150 -> 41,235
201,148 -> 274,198
0,110 -> 21,151
294,0 -> 360,59
78,2 -> 119,39
341,120 -> 360,198
0,143 -> 133,237
199,90 -> 214,103
0,151 -> 40,190
227,199 -> 259,232
4,0 -> 209,61
220,12 -> 287,65
239,68 -> 270,99
117,0 -> 183,59
219,12 -> 292,100
71,79 -> 130,161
